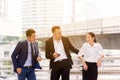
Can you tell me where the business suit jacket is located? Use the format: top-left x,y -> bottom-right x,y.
45,36 -> 79,69
11,40 -> 41,73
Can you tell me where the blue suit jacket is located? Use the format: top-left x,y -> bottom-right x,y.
11,40 -> 42,73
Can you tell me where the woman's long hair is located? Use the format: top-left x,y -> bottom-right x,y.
87,32 -> 97,43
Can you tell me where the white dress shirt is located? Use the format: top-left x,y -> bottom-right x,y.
24,40 -> 32,66
24,41 -> 36,66
53,39 -> 67,62
78,43 -> 104,63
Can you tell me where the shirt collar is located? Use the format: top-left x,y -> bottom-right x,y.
27,40 -> 34,44
53,37 -> 62,42
87,43 -> 97,48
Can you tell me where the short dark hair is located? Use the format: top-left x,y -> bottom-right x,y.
87,32 -> 97,43
51,26 -> 60,33
26,29 -> 36,37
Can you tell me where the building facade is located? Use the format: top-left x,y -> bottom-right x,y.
0,0 -> 7,19
22,0 -> 65,28
22,0 -> 78,36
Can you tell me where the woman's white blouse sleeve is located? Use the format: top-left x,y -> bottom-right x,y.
78,43 -> 86,57
98,43 -> 104,57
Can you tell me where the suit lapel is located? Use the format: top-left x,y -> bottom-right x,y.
24,40 -> 28,58
51,37 -> 67,53
50,37 -> 68,56
62,37 -> 69,57
25,40 -> 28,54
62,37 -> 67,51
50,37 -> 55,53
33,42 -> 37,55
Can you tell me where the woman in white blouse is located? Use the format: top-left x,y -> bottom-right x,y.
78,32 -> 104,80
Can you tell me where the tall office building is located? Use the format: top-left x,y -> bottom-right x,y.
0,0 -> 7,19
22,0 -> 65,28
22,0 -> 77,35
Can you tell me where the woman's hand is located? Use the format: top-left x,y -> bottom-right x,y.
83,63 -> 88,71
97,59 -> 102,67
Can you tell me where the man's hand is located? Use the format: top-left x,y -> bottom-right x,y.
37,56 -> 42,62
17,68 -> 22,74
53,53 -> 60,58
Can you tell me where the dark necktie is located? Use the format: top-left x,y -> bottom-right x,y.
30,43 -> 34,66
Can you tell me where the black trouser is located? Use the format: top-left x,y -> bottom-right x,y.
51,59 -> 71,80
82,62 -> 98,80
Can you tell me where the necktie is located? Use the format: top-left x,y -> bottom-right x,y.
30,43 -> 34,66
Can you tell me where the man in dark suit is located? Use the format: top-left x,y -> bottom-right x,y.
11,29 -> 42,80
45,26 -> 79,80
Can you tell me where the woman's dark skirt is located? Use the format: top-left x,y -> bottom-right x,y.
82,62 -> 98,80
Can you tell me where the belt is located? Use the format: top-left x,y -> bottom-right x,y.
56,59 -> 68,62
23,66 -> 33,69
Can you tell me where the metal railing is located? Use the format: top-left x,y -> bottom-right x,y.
1,55 -> 120,80
34,55 -> 120,80
38,26 -> 120,38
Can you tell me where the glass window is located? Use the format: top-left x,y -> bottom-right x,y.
4,51 -> 9,57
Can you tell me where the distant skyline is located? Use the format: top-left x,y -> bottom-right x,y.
1,0 -> 120,36
7,0 -> 120,23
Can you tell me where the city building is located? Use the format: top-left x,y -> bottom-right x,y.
0,0 -> 7,20
0,0 -> 21,77
0,34 -> 19,76
22,0 -> 64,28
22,0 -> 78,36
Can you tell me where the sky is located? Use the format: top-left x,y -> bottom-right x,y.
63,0 -> 120,23
1,0 -> 120,36
97,0 -> 120,18
7,0 -> 22,23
